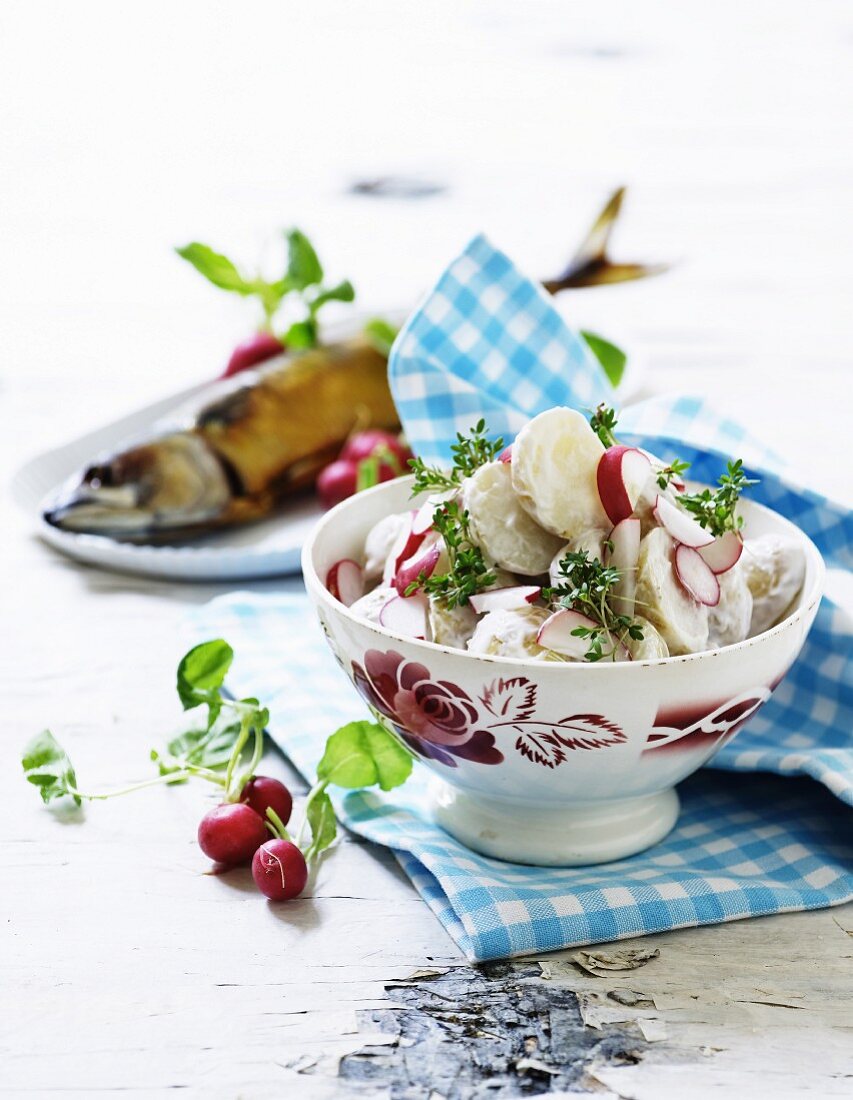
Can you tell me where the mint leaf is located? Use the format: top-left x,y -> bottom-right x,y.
363,318 -> 400,357
286,229 -> 323,289
22,730 -> 80,805
175,243 -> 256,295
581,330 -> 627,388
306,790 -> 337,855
176,639 -> 233,726
309,280 -> 355,314
362,723 -> 413,791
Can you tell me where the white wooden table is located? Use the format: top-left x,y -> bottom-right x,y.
2,3 -> 851,1096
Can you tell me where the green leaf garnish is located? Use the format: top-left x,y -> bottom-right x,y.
309,279 -> 355,314
543,551 -> 645,662
305,789 -> 337,857
410,500 -> 496,609
589,404 -> 619,448
656,459 -> 691,490
363,318 -> 400,357
317,720 -> 412,791
679,459 -> 758,537
283,318 -> 318,349
176,639 -> 234,727
409,419 -> 504,495
580,330 -> 627,388
174,243 -> 256,295
22,730 -> 81,805
285,228 -> 324,289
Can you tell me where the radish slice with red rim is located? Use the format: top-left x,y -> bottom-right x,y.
674,544 -> 720,606
326,559 -> 364,607
536,609 -> 600,660
468,585 -> 541,614
596,446 -> 652,525
653,494 -> 715,548
379,592 -> 428,638
498,444 -> 513,464
697,531 -> 743,574
388,514 -> 427,575
605,517 -> 641,619
394,542 -> 442,596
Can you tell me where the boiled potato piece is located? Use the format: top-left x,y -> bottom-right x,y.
349,586 -> 397,624
741,534 -> 806,635
512,407 -> 609,539
364,512 -> 410,583
626,616 -> 670,660
635,527 -> 710,656
428,597 -> 479,649
467,606 -> 553,661
708,563 -> 753,648
463,461 -> 565,576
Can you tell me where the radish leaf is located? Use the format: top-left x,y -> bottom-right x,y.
175,243 -> 256,295
306,790 -> 337,856
22,730 -> 80,805
285,228 -> 323,289
581,330 -> 626,388
176,639 -> 234,725
363,318 -> 399,357
317,720 -> 412,791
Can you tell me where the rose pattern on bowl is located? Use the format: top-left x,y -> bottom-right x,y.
350,648 -> 626,769
642,687 -> 771,756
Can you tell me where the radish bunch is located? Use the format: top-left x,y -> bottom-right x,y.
317,430 -> 414,509
326,406 -> 775,662
22,640 -> 413,905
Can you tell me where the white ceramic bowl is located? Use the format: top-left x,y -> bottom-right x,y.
302,477 -> 825,866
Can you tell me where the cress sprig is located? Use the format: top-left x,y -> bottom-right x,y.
678,459 -> 758,537
407,501 -> 496,609
543,550 -> 645,662
408,419 -> 504,495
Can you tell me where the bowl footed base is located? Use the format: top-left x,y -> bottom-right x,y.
429,781 -> 680,867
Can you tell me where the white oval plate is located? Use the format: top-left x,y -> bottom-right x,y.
11,314 -> 645,582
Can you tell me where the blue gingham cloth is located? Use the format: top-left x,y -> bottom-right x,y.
189,235 -> 852,961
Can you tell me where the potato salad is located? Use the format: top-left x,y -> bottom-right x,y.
326,408 -> 806,662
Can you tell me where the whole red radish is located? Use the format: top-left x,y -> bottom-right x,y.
317,459 -> 358,508
198,803 -> 267,866
341,430 -> 413,470
222,332 -> 284,378
252,839 -> 308,901
240,776 -> 293,828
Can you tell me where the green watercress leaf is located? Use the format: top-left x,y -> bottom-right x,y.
286,229 -> 324,289
22,730 -> 80,805
175,243 -> 256,295
316,721 -> 380,788
176,639 -> 234,726
306,789 -> 337,855
283,318 -> 318,349
362,723 -> 413,791
581,330 -> 627,388
363,318 -> 400,357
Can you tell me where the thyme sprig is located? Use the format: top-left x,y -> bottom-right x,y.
543,551 -> 644,662
656,458 -> 691,490
589,404 -> 619,448
678,459 -> 758,537
406,501 -> 496,609
409,419 -> 504,495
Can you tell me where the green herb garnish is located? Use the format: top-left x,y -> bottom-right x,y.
678,459 -> 758,536
580,331 -> 627,388
408,501 -> 496,609
409,419 -> 504,495
655,458 -> 691,491
176,229 -> 354,350
363,318 -> 400,357
543,551 -> 644,662
589,404 -> 619,448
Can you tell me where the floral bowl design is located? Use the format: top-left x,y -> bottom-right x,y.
303,477 -> 825,866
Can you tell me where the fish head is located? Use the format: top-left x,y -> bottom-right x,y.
43,434 -> 233,541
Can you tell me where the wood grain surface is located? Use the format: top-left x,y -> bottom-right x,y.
1,2 -> 851,1097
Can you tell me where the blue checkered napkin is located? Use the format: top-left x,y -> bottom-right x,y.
186,593 -> 853,963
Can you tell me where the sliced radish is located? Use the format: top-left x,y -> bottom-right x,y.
596,446 -> 652,525
498,444 -> 513,464
536,609 -> 601,660
412,490 -> 456,536
606,517 -> 641,619
379,592 -> 428,638
653,494 -> 715,548
394,542 -> 442,596
387,514 -> 427,576
674,544 -> 720,606
326,559 -> 364,607
469,585 -> 541,614
697,531 -> 743,574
